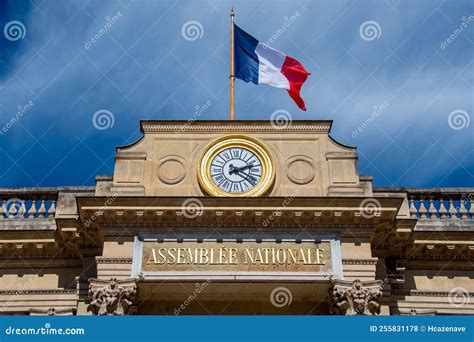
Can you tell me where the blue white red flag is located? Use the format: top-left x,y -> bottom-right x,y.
234,23 -> 310,111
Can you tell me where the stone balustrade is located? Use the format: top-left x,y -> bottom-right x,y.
0,189 -> 58,220
374,187 -> 473,221
406,190 -> 473,220
0,186 -> 95,221
2,186 -> 473,222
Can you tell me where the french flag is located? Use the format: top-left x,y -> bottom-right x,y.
234,23 -> 310,111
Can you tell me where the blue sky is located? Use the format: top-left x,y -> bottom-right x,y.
0,0 -> 473,188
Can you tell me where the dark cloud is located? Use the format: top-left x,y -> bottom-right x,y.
0,0 -> 472,187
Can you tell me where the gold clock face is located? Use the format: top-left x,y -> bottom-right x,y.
198,135 -> 275,197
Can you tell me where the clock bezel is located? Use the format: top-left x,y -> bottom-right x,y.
198,135 -> 275,197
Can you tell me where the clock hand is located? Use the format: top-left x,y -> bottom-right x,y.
229,164 -> 254,174
238,164 -> 254,171
233,169 -> 258,185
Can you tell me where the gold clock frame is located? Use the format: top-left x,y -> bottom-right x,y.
197,135 -> 276,197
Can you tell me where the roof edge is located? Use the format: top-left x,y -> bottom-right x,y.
140,120 -> 333,133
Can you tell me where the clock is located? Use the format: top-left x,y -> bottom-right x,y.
198,135 -> 275,197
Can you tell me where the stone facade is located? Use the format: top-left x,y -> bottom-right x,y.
0,120 -> 472,315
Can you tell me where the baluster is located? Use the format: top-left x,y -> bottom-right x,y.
8,199 -> 18,219
448,198 -> 458,219
47,199 -> 56,217
428,197 -> 437,219
0,200 -> 5,220
459,197 -> 468,219
408,196 -> 417,218
469,197 -> 474,218
438,198 -> 448,219
27,199 -> 37,218
18,200 -> 26,219
37,199 -> 46,218
419,197 -> 428,218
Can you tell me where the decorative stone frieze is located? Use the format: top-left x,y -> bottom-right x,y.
88,278 -> 138,316
0,289 -> 77,295
392,289 -> 474,297
329,279 -> 383,315
342,258 -> 378,265
95,257 -> 133,264
140,121 -> 332,133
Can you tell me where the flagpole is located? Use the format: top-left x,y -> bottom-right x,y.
230,7 -> 235,120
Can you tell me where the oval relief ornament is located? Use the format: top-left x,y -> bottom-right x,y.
157,156 -> 186,185
286,156 -> 316,185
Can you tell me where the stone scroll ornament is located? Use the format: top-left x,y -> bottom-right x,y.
329,279 -> 383,315
88,278 -> 138,315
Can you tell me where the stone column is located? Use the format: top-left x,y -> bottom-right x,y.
88,278 -> 138,315
328,279 -> 383,315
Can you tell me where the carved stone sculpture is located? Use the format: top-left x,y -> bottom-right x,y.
329,279 -> 383,315
88,278 -> 138,315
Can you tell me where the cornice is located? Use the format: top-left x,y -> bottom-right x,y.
373,186 -> 474,195
77,196 -> 402,238
405,264 -> 473,271
387,254 -> 472,261
0,218 -> 57,231
404,258 -> 472,271
392,289 -> 474,297
140,120 -> 332,134
95,223 -> 376,239
0,289 -> 77,295
77,195 -> 403,208
0,186 -> 95,195
342,258 -> 378,265
0,255 -> 83,269
96,257 -> 132,264
98,222 -> 375,229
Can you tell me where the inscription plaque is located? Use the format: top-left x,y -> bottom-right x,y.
141,241 -> 333,273
132,235 -> 343,281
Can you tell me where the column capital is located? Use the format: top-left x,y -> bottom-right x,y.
88,278 -> 138,315
329,279 -> 383,315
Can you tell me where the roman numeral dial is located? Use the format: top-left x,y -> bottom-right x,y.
209,147 -> 263,193
198,136 -> 275,197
